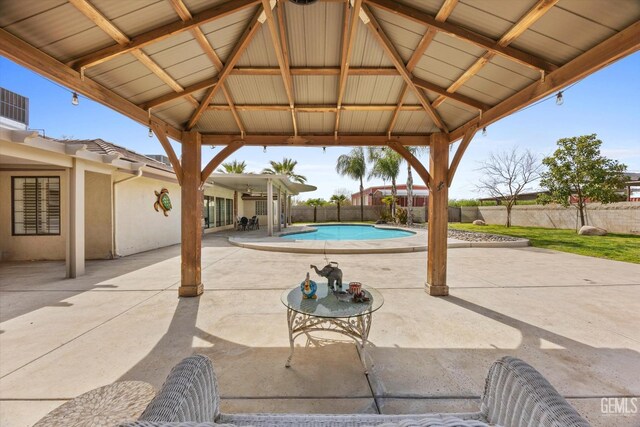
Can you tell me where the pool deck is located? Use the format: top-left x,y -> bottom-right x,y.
229,224 -> 530,254
1,232 -> 639,427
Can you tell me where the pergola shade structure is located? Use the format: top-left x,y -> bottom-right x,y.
1,0 -> 638,296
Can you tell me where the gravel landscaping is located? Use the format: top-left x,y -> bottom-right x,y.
447,228 -> 522,242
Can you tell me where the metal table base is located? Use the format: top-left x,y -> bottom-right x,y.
285,307 -> 373,373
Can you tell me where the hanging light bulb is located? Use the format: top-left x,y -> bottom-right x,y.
148,127 -> 153,138
556,91 -> 564,106
263,145 -> 267,153
322,146 -> 326,153
71,92 -> 79,106
482,127 -> 487,137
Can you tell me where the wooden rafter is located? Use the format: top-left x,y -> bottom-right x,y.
449,20 -> 640,142
168,0 -> 246,134
447,125 -> 477,186
262,0 -> 298,135
207,104 -> 425,112
387,0 -> 457,136
432,0 -> 560,109
412,77 -> 488,111
0,28 -> 182,140
201,134 -> 430,146
362,5 -> 448,133
69,0 -> 199,108
365,0 -> 558,73
150,121 -> 183,185
68,0 -> 259,70
142,77 -> 219,110
201,141 -> 245,185
186,7 -> 264,130
334,0 -> 361,136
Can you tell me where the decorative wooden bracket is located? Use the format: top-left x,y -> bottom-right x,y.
447,125 -> 477,187
387,141 -> 432,187
200,141 -> 245,186
151,121 -> 183,185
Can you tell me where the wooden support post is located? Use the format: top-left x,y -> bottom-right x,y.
179,130 -> 203,297
427,133 -> 449,296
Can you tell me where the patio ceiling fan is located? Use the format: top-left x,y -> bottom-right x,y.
289,0 -> 318,4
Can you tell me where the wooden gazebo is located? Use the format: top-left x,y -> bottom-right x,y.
2,0 -> 638,297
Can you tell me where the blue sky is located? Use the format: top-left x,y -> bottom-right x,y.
1,52 -> 638,200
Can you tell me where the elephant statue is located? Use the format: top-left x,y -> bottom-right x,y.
310,262 -> 343,292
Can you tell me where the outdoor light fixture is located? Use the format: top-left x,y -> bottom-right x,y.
482,127 -> 487,137
322,146 -> 326,153
71,92 -> 79,106
148,127 -> 153,138
556,91 -> 564,106
263,146 -> 267,153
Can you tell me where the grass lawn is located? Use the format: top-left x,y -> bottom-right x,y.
449,223 -> 640,264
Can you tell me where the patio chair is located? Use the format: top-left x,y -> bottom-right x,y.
239,216 -> 248,231
121,355 -> 590,427
247,216 -> 257,230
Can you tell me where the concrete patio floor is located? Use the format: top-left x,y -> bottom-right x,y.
1,232 -> 639,426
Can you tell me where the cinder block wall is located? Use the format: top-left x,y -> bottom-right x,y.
292,206 -> 426,223
476,202 -> 640,234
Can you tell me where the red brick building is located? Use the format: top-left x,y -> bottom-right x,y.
351,185 -> 429,207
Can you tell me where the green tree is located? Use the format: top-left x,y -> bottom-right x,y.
336,147 -> 367,221
368,148 -> 401,221
262,158 -> 307,183
217,160 -> 247,173
330,194 -> 348,222
540,134 -> 627,228
304,198 -> 327,223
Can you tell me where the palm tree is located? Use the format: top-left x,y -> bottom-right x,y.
330,194 -> 348,222
336,147 -> 367,221
304,198 -> 327,223
368,148 -> 401,221
217,160 -> 247,173
402,147 -> 427,226
262,158 -> 307,183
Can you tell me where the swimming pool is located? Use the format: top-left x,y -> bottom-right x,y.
281,224 -> 415,241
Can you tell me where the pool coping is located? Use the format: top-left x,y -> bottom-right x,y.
228,223 -> 530,254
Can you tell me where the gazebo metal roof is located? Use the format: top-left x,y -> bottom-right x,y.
2,0 -> 637,146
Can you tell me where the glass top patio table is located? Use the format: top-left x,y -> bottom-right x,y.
281,282 -> 384,318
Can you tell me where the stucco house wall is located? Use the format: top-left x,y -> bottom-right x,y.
114,175 -> 182,257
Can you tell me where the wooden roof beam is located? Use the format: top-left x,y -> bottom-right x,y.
231,67 -> 399,75
335,0 -> 362,136
261,0 -> 298,135
362,5 -> 448,133
387,0 -> 457,136
68,0 -> 259,69
201,134 -> 431,146
186,6 -> 264,130
69,0 -> 199,108
449,20 -> 640,143
206,104 -> 425,112
168,0 -> 246,135
365,0 -> 558,73
432,0 -> 560,109
0,28 -> 183,141
412,77 -> 488,111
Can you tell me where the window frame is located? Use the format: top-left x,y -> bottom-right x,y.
11,176 -> 61,236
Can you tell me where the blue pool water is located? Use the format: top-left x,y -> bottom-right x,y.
281,224 -> 414,241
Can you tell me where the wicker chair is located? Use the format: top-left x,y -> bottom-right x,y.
121,355 -> 590,427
